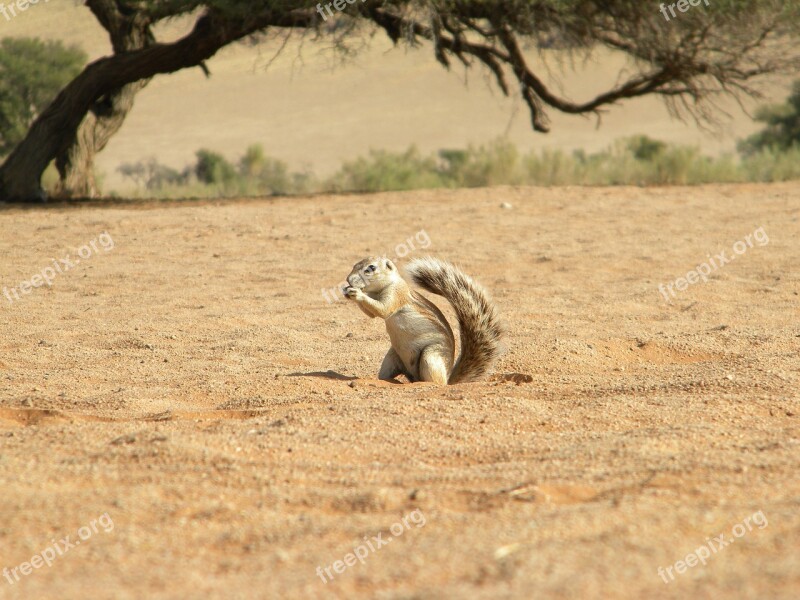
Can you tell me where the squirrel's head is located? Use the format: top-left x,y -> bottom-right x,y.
346,256 -> 400,293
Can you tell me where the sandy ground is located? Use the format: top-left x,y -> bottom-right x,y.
0,184 -> 799,599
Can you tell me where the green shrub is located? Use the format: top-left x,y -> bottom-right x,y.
741,145 -> 800,182
113,134 -> 800,199
524,149 -> 582,185
238,144 -> 293,194
446,138 -> 523,187
523,136 -> 745,186
195,149 -> 238,187
326,146 -> 446,192
626,135 -> 668,161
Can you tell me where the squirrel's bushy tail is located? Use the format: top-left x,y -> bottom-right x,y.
406,257 -> 502,384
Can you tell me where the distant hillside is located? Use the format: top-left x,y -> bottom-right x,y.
3,2 -> 791,192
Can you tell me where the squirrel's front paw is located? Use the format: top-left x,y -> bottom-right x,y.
344,286 -> 363,300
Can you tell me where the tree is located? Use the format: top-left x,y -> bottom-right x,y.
0,38 -> 86,155
2,0 -> 800,202
52,1 -> 156,199
739,79 -> 800,155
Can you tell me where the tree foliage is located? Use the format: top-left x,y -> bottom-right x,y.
124,0 -> 800,131
0,37 -> 87,155
42,0 -> 800,132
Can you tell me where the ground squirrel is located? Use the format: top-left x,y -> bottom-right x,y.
343,256 -> 502,384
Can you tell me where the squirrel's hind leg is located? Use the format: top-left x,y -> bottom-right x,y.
379,348 -> 406,381
419,347 -> 450,385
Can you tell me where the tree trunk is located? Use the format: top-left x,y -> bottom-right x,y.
53,80 -> 148,199
52,1 -> 153,199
